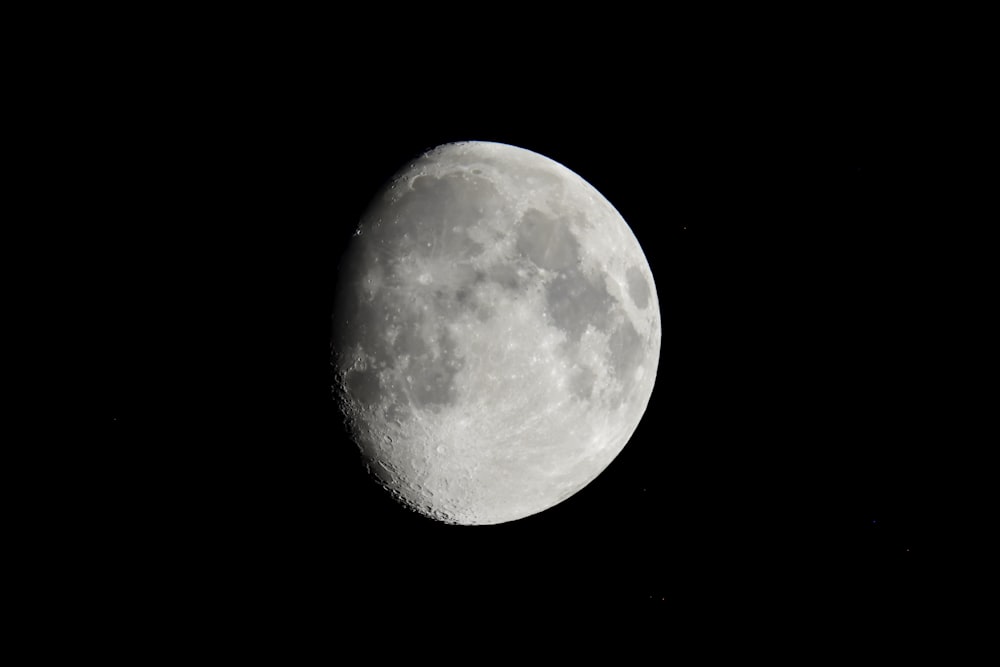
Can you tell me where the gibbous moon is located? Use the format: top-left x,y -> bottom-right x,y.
332,141 -> 660,525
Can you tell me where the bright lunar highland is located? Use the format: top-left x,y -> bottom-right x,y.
332,141 -> 660,525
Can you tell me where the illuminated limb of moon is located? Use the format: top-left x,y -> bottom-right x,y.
332,141 -> 660,525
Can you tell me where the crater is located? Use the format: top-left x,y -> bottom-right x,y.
515,209 -> 579,271
475,157 -> 565,191
625,266 -> 651,310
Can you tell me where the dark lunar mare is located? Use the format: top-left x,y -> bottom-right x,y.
334,171 -> 510,431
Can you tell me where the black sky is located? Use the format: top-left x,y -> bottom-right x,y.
78,21 -> 973,624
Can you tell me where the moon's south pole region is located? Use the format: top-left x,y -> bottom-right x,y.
332,141 -> 660,525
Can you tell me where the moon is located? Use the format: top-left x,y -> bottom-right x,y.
332,141 -> 660,525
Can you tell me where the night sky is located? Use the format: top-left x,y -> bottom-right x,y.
81,21 -> 967,623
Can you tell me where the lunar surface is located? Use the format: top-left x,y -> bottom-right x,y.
332,141 -> 660,525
